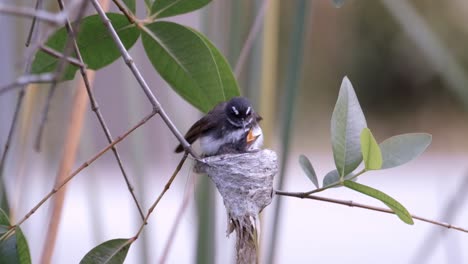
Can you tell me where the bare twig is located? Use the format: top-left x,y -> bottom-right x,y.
40,46 -> 85,67
57,0 -> 145,220
159,170 -> 196,264
234,0 -> 269,77
0,3 -> 66,25
91,0 -> 199,159
25,0 -> 44,47
6,110 -> 157,234
34,0 -> 90,151
0,93 -> 25,177
34,85 -> 56,151
134,153 -> 189,239
111,0 -> 135,23
275,191 -> 468,233
0,73 -> 56,96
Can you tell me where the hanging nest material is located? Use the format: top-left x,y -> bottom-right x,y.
195,149 -> 278,264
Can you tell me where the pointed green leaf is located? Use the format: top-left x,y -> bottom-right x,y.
331,76 -> 367,177
123,0 -> 136,14
31,13 -> 140,81
299,155 -> 319,188
380,133 -> 432,169
322,169 -> 355,188
0,209 -> 31,264
360,128 -> 382,170
343,180 -> 414,224
151,0 -> 211,18
80,238 -> 132,264
0,170 -> 10,216
332,0 -> 345,8
141,21 -> 239,113
15,229 -> 30,264
0,210 -> 7,225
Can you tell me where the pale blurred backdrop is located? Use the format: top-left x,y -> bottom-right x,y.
1,0 -> 468,263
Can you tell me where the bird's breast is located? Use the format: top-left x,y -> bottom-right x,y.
199,128 -> 248,155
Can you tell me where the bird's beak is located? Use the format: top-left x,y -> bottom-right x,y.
246,128 -> 260,143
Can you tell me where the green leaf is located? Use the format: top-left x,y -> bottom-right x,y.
331,76 -> 367,177
0,167 -> 10,216
360,128 -> 382,170
151,0 -> 211,18
322,169 -> 355,188
380,133 -> 432,169
0,210 -> 31,264
299,155 -> 319,188
343,180 -> 414,225
332,0 -> 345,8
80,238 -> 132,264
15,228 -> 30,264
31,13 -> 140,81
141,21 -> 240,113
0,209 -> 8,225
123,0 -> 136,14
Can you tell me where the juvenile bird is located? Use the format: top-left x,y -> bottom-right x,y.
175,97 -> 263,156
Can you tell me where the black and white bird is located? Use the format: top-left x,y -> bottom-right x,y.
175,97 -> 263,156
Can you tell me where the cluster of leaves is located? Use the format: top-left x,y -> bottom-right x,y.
31,0 -> 239,113
300,77 -> 432,224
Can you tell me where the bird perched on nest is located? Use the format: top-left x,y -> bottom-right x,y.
175,97 -> 263,156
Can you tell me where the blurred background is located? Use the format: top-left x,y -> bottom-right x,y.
1,0 -> 468,263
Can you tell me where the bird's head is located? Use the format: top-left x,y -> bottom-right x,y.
225,97 -> 255,128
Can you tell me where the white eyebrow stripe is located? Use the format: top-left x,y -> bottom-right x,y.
246,106 -> 251,115
232,106 -> 239,115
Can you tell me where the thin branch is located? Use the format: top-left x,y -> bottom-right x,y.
40,46 -> 86,67
34,86 -> 57,151
34,0 -> 89,151
111,0 -> 135,23
57,0 -> 145,220
0,2 -> 46,185
8,110 -> 157,233
0,93 -> 25,176
25,0 -> 44,47
134,153 -> 189,239
234,0 -> 269,77
0,73 -> 56,96
159,170 -> 195,264
91,0 -> 199,159
0,3 -> 66,25
275,190 -> 468,234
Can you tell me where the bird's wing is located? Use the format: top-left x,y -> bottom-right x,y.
174,101 -> 226,153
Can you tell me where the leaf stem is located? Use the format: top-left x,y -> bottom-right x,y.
304,168 -> 367,195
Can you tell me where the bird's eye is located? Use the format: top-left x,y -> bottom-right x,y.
231,106 -> 239,116
245,106 -> 251,116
